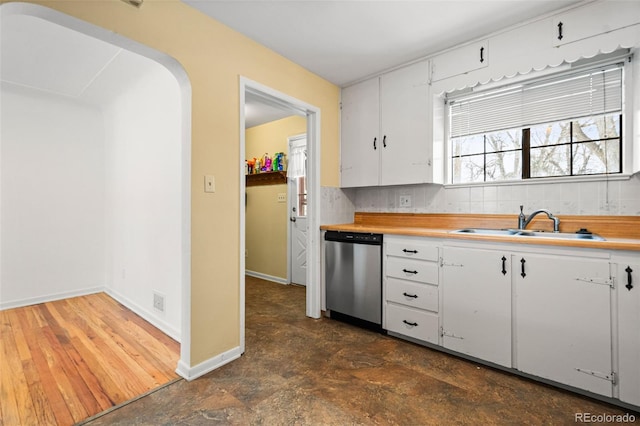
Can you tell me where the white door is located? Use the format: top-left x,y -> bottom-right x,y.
289,136 -> 307,286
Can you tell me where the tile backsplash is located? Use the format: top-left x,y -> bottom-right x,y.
321,174 -> 640,224
320,186 -> 356,225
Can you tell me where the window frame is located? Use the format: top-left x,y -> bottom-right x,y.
444,57 -> 633,187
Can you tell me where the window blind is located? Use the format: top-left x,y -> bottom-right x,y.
449,64 -> 623,138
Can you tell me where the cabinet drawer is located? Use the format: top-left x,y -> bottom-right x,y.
387,258 -> 438,284
386,303 -> 439,344
386,278 -> 438,312
386,240 -> 438,261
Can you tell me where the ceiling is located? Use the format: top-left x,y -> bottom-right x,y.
1,1 -> 584,128
0,14 -> 163,107
245,92 -> 299,128
0,14 -> 276,127
183,0 -> 583,87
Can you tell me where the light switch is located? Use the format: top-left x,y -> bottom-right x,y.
277,193 -> 287,203
204,175 -> 215,193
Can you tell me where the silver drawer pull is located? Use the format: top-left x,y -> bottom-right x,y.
402,292 -> 418,299
402,320 -> 418,327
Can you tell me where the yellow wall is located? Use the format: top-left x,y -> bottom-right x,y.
245,116 -> 306,279
17,0 -> 340,365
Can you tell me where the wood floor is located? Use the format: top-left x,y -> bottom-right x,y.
0,293 -> 180,426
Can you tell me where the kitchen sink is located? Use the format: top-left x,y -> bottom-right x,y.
516,230 -> 606,241
452,228 -> 521,236
451,228 -> 606,241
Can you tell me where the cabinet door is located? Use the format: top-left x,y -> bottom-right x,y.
340,78 -> 380,187
431,40 -> 488,82
442,247 -> 511,367
617,258 -> 640,406
515,254 -> 613,397
379,60 -> 431,186
551,1 -> 640,47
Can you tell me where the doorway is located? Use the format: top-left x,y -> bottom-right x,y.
1,2 -> 192,373
239,78 -> 321,352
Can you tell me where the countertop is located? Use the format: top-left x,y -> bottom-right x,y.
321,213 -> 640,252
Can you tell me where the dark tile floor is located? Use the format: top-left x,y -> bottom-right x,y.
83,276 -> 637,425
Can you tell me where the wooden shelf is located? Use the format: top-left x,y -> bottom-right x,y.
246,171 -> 287,187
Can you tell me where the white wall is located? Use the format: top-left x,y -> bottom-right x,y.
0,50 -> 182,341
102,52 -> 182,340
0,84 -> 106,307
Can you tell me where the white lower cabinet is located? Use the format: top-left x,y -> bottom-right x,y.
441,246 -> 511,367
383,236 -> 440,345
614,254 -> 640,406
514,253 -> 613,397
380,235 -> 636,409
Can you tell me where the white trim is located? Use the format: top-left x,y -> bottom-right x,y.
444,172 -> 634,189
2,2 -> 193,372
0,287 -> 103,311
245,270 -> 288,285
175,346 -> 242,381
104,288 -> 181,342
239,81 -> 247,355
306,109 -> 322,318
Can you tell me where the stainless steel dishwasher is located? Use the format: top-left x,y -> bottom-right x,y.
324,231 -> 383,331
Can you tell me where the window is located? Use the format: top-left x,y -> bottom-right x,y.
295,176 -> 307,217
448,63 -> 624,184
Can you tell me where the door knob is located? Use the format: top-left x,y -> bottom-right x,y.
290,217 -> 297,222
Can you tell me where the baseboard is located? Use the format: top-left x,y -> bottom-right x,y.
245,270 -> 288,285
175,346 -> 242,381
104,288 -> 181,342
0,286 -> 104,311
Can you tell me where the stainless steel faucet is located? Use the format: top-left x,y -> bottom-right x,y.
518,205 -> 560,232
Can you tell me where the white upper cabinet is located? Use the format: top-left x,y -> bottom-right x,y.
551,1 -> 640,47
430,40 -> 488,82
341,60 -> 433,187
340,77 -> 380,187
379,61 -> 431,186
341,78 -> 381,187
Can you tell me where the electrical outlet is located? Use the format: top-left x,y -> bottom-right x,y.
277,193 -> 286,203
399,195 -> 412,207
153,292 -> 165,312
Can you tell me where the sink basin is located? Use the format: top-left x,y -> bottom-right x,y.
452,228 -> 520,236
451,228 -> 606,241
517,231 -> 606,241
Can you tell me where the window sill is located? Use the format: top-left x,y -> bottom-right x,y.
444,173 -> 633,189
